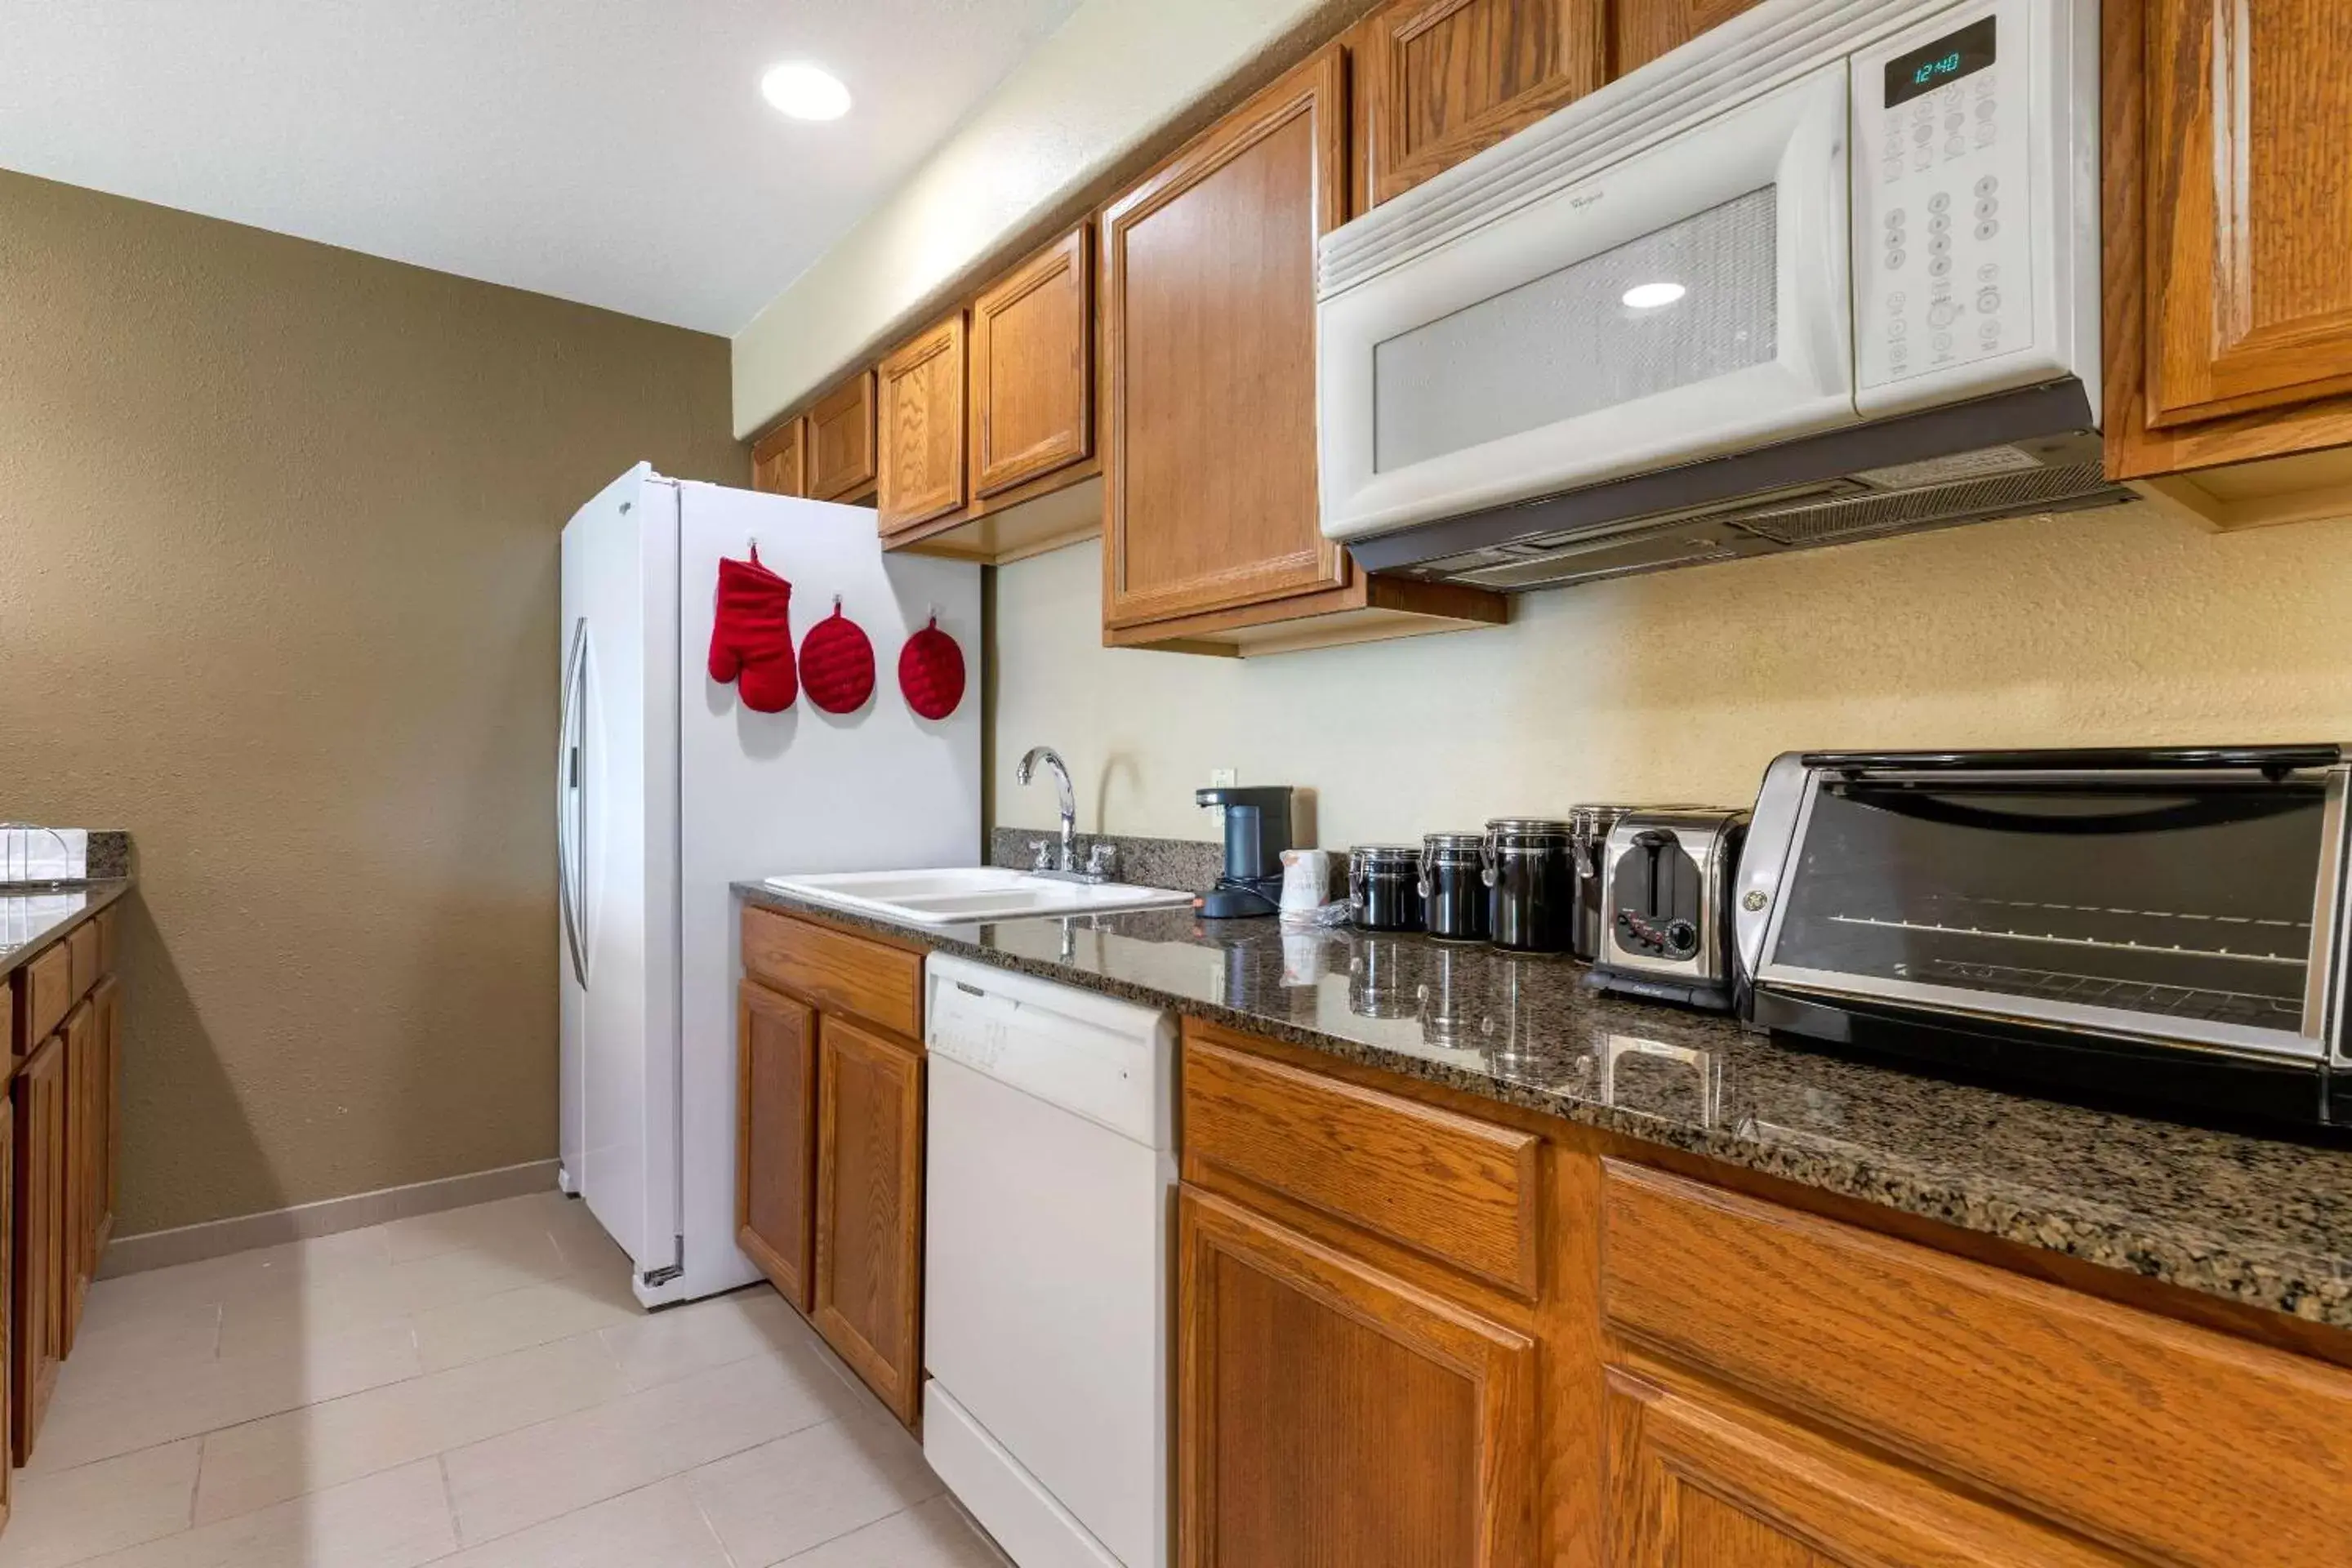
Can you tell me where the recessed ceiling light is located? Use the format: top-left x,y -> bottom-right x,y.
1621,282 -> 1687,310
760,61 -> 852,122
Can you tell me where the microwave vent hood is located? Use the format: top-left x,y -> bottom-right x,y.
1343,381 -> 2135,593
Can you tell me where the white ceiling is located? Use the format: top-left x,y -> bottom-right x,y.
0,0 -> 1079,335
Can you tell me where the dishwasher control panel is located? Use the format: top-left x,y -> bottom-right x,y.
924,954 -> 1176,1149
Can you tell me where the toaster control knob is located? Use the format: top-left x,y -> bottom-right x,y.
1664,920 -> 1699,958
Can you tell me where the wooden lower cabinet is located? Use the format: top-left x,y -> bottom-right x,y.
0,1096 -> 12,1526
4,906 -> 127,1472
737,906 -> 929,1431
736,981 -> 817,1312
11,1033 -> 64,1466
1179,1023 -> 2352,1568
1603,1361 -> 2114,1568
1177,1187 -> 1537,1566
813,1016 -> 925,1428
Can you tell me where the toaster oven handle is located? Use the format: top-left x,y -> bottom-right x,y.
1800,745 -> 2343,780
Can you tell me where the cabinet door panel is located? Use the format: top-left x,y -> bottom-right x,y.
1610,0 -> 1764,78
737,982 -> 817,1312
1606,1362 -> 2128,1568
878,314 -> 968,533
971,226 -> 1093,497
813,1016 -> 923,1428
1102,47 -> 1350,629
807,371 -> 879,503
11,1035 -> 64,1465
751,417 -> 806,497
62,1000 -> 98,1350
1178,1187 -> 1536,1567
1361,0 -> 1604,205
0,1098 -> 11,1528
2145,0 -> 2352,427
100,977 -> 119,1249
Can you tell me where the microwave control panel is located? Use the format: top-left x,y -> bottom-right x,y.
1850,0 -> 2043,402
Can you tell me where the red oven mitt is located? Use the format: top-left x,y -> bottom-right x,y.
707,546 -> 797,712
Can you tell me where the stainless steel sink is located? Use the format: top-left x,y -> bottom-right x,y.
764,866 -> 1193,926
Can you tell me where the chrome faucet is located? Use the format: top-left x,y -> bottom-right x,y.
1016,746 -> 1079,874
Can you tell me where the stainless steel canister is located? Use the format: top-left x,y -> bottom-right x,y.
1348,844 -> 1424,932
1481,817 -> 1575,954
1416,832 -> 1490,942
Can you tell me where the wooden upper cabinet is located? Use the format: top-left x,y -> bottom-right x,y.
1101,45 -> 1350,630
1178,1187 -> 1538,1566
876,312 -> 969,534
737,980 -> 817,1312
805,370 -> 878,503
970,225 -> 1094,498
1608,0 -> 1765,79
2109,0 -> 2352,480
1356,0 -> 1605,207
750,417 -> 806,498
812,1015 -> 924,1428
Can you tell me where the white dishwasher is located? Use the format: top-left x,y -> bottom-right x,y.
923,953 -> 1176,1568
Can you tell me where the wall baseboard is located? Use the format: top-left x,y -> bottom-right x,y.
98,1159 -> 564,1279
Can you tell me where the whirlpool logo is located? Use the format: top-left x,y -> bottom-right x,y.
1570,189 -> 1606,210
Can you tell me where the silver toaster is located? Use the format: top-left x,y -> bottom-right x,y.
1584,807 -> 1751,1011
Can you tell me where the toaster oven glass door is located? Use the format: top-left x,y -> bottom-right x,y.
1758,773 -> 2345,1059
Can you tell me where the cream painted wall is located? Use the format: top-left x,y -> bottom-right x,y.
990,509 -> 2352,848
731,0 -> 1325,436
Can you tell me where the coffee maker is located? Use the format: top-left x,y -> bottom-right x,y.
1195,786 -> 1294,918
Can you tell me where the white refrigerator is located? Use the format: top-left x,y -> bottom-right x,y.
558,463 -> 980,1307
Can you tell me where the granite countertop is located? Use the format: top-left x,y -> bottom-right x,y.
737,879 -> 2352,1331
0,880 -> 134,981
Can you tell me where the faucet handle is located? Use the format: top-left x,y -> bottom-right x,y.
1085,841 -> 1120,880
1029,838 -> 1054,873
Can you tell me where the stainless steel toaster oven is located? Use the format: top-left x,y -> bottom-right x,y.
1735,746 -> 2352,1125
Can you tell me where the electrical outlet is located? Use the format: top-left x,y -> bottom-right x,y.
1209,768 -> 1236,830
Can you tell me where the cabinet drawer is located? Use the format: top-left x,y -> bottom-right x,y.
20,944 -> 73,1056
1598,1161 -> 2352,1568
94,909 -> 117,978
1183,1033 -> 1539,1295
67,922 -> 100,1003
741,906 -> 922,1040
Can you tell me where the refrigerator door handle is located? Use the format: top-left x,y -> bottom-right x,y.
558,615 -> 589,989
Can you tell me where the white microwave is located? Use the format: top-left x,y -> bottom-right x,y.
1316,0 -> 2109,585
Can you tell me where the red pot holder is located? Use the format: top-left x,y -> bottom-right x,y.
898,616 -> 966,721
800,599 -> 876,715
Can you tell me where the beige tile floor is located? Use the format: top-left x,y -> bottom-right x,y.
0,1192 -> 1010,1568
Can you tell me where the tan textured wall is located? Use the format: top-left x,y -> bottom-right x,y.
991,511 -> 2352,849
0,170 -> 744,1235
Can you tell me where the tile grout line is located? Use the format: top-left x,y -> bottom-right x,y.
684,1472 -> 745,1568
435,1451 -> 462,1554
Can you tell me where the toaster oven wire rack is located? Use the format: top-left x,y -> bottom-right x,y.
1916,956 -> 2304,1028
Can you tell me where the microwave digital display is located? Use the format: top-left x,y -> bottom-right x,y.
1884,16 -> 1997,107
